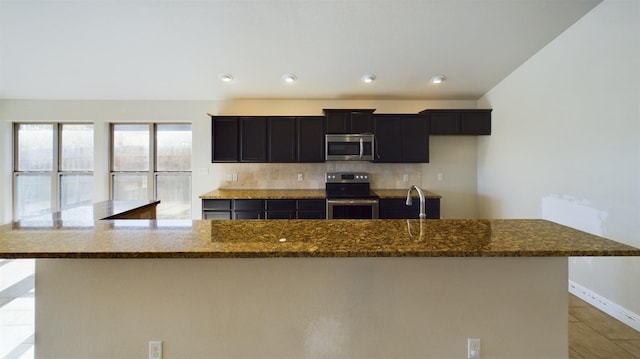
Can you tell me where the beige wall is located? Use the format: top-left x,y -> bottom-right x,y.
36,257 -> 568,359
0,99 -> 480,223
477,0 -> 640,316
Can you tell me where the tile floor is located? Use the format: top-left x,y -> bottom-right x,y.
570,294 -> 640,358
0,259 -> 34,359
1,259 -> 639,359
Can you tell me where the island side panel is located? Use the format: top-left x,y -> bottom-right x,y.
36,257 -> 567,358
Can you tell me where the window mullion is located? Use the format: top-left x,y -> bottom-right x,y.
149,123 -> 156,201
52,124 -> 61,212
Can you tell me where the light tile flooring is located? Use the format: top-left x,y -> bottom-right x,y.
0,259 -> 34,359
1,260 -> 639,359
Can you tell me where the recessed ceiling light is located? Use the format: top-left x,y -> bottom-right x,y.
361,74 -> 376,83
282,73 -> 297,83
431,75 -> 446,84
219,73 -> 234,82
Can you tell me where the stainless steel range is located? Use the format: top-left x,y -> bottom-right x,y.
325,172 -> 379,219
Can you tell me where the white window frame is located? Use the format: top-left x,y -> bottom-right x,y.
13,123 -> 94,220
109,123 -> 192,218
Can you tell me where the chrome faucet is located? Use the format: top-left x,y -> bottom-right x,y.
406,185 -> 427,219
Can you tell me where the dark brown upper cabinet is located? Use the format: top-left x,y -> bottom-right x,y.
421,109 -> 492,135
374,114 -> 429,163
269,116 -> 324,163
212,115 -> 324,163
240,117 -> 268,162
297,116 -> 325,163
211,116 -> 239,162
324,109 -> 375,134
268,117 -> 297,163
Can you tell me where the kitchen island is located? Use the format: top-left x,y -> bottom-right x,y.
1,215 -> 638,358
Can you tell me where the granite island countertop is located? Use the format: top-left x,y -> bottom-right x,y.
12,200 -> 160,228
199,188 -> 441,199
1,217 -> 638,259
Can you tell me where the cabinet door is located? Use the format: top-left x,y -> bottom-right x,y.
268,117 -> 297,163
202,199 -> 233,220
240,117 -> 267,162
325,112 -> 350,134
234,200 -> 265,219
461,111 -> 491,135
373,115 -> 403,162
297,116 -> 325,162
402,115 -> 429,163
350,112 -> 374,133
428,112 -> 461,134
203,211 -> 232,220
211,117 -> 238,162
379,198 -> 415,219
426,198 -> 440,219
297,199 -> 326,219
379,198 -> 439,219
266,199 -> 296,219
234,211 -> 265,219
325,110 -> 375,134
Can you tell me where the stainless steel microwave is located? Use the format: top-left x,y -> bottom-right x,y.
325,133 -> 375,161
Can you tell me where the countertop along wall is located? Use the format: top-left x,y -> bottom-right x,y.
0,99 -> 479,224
477,0 -> 640,321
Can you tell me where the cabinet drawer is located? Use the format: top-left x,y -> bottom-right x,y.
203,199 -> 232,210
266,200 -> 296,211
234,200 -> 264,211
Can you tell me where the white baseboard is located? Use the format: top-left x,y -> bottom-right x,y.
569,280 -> 640,332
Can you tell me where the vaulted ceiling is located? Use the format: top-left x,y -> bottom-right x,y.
0,0 -> 601,101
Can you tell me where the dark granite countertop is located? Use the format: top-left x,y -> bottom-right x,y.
1,217 -> 638,259
12,200 -> 160,229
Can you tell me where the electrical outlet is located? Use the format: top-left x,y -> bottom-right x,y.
149,340 -> 162,359
226,174 -> 233,182
467,338 -> 481,359
402,174 -> 409,182
437,172 -> 444,181
297,173 -> 304,181
232,173 -> 238,182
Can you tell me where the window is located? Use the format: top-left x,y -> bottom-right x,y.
14,124 -> 94,219
110,124 -> 192,219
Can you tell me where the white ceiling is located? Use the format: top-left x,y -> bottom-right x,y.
0,0 -> 601,101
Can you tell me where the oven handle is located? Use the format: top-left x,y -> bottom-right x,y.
359,137 -> 364,159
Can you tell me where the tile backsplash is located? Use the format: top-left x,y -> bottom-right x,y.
208,162 -> 422,189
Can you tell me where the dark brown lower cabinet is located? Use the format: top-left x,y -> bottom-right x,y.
378,198 -> 440,219
202,199 -> 326,220
296,199 -> 326,219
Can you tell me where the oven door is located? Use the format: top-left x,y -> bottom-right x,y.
326,199 -> 379,219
